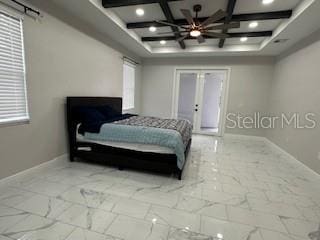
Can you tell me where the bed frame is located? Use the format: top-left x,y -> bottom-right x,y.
66,97 -> 191,180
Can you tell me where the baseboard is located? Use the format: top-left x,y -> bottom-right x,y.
225,133 -> 320,177
263,138 -> 296,161
224,133 -> 265,141
0,154 -> 69,187
263,138 -> 320,178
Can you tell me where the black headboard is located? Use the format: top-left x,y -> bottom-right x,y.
66,97 -> 122,160
67,97 -> 122,115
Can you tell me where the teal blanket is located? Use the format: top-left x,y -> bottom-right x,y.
84,123 -> 186,169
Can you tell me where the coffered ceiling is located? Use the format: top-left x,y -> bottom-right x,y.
38,0 -> 320,57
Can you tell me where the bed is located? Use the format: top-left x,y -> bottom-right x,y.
66,97 -> 192,180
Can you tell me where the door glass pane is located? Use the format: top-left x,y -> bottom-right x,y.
177,73 -> 197,124
200,72 -> 224,133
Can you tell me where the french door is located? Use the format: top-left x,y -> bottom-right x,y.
173,68 -> 229,136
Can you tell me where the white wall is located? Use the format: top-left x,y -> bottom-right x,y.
266,32 -> 320,174
141,57 -> 274,137
0,4 -> 140,179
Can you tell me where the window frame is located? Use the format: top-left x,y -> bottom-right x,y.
0,10 -> 29,127
122,60 -> 136,111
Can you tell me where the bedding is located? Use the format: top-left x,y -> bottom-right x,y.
82,116 -> 192,170
78,113 -> 135,134
112,116 -> 192,147
77,125 -> 174,154
74,105 -> 136,134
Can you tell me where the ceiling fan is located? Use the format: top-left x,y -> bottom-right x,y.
156,5 -> 240,44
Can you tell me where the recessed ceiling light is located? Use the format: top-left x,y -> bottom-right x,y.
249,21 -> 258,29
149,26 -> 157,32
217,233 -> 224,239
160,40 -> 166,45
262,0 -> 274,5
240,37 -> 248,42
135,8 -> 144,16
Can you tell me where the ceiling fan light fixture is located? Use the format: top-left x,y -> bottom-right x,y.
157,6 -> 239,46
190,30 -> 201,37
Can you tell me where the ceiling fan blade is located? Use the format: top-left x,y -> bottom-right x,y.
197,35 -> 205,44
156,20 -> 188,29
177,34 -> 189,42
157,31 -> 189,35
206,22 -> 240,30
181,9 -> 195,26
201,9 -> 227,27
204,32 -> 229,39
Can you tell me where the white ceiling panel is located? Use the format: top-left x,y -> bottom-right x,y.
234,0 -> 302,14
185,38 -> 219,47
169,0 -> 227,19
134,26 -> 174,37
112,3 -> 165,22
228,19 -> 281,33
148,40 -> 180,48
225,37 -> 266,45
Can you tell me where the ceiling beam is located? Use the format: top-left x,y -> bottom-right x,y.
102,0 -> 181,8
219,0 -> 237,48
158,0 -> 185,49
141,31 -> 273,41
127,10 -> 292,29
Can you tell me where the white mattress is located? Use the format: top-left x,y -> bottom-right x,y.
76,124 -> 174,154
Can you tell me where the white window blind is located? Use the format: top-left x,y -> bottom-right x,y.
122,60 -> 135,110
0,11 -> 28,124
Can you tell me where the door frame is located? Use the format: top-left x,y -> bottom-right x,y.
172,66 -> 231,137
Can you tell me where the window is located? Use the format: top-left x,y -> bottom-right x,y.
122,60 -> 135,110
0,11 -> 28,125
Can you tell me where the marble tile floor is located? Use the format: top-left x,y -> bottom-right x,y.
1,135 -> 320,240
